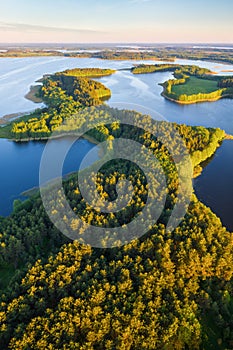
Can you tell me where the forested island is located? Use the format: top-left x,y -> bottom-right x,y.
132,64 -> 233,104
0,68 -> 114,140
0,64 -> 233,349
0,64 -> 227,150
55,68 -> 116,78
1,63 -> 232,142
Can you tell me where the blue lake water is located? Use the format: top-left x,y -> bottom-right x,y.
194,140 -> 233,230
0,137 -> 99,216
0,56 -> 233,230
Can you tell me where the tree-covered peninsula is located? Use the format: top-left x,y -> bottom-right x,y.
1,68 -> 114,140
0,105 -> 232,349
132,64 -> 233,104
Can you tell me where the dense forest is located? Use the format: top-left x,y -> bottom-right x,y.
87,51 -> 174,61
0,63 -> 232,349
9,64 -> 232,142
9,69 -> 113,139
131,64 -> 211,77
3,63 -> 231,141
55,68 -> 116,78
218,77 -> 233,88
0,104 -> 231,349
131,64 -> 182,74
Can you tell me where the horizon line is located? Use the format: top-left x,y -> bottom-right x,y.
0,42 -> 233,46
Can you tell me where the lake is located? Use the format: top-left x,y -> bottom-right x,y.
0,137 -> 99,216
0,56 -> 232,231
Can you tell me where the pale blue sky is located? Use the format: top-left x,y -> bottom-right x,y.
0,0 -> 232,43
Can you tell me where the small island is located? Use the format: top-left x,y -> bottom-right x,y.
0,68 -> 114,140
55,67 -> 116,78
132,64 -> 233,104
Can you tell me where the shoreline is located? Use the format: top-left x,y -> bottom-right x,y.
24,85 -> 43,103
225,134 -> 233,140
0,111 -> 30,125
221,69 -> 233,72
161,91 -> 232,105
0,54 -> 233,65
10,132 -> 100,143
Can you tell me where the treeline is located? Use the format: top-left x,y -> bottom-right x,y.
131,64 -> 211,76
56,68 -> 116,78
64,51 -> 173,61
163,77 -> 186,95
131,64 -> 180,74
2,47 -> 233,65
176,89 -> 226,103
84,51 -> 175,61
189,126 -> 225,168
172,65 -> 212,78
156,46 -> 233,65
0,49 -> 65,58
218,77 -> 233,88
11,70 -> 112,140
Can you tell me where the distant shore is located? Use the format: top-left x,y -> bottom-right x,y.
221,69 -> 233,73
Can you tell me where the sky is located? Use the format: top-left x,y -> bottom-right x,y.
0,0 -> 232,44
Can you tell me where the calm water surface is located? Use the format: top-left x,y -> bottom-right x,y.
0,57 -> 232,230
0,137 -> 99,216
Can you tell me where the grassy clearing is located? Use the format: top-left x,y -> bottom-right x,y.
172,76 -> 218,96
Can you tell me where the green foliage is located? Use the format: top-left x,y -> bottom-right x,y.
0,107 -> 225,271
57,68 -> 116,78
176,89 -> 226,103
0,107 -> 230,349
12,200 -> 23,213
161,67 -> 231,104
90,51 -> 174,61
0,197 -> 233,349
131,64 -> 211,76
0,61 -> 231,348
131,63 -> 233,104
218,77 -> 233,88
131,64 -> 181,74
10,70 -> 112,140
